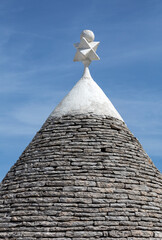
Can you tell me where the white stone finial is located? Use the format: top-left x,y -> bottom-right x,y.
51,30 -> 124,122
73,30 -> 100,67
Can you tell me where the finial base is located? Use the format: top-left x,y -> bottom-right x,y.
83,59 -> 91,68
82,66 -> 91,79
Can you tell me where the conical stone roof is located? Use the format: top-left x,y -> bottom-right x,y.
0,30 -> 162,239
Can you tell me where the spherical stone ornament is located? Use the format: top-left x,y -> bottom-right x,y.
80,30 -> 95,42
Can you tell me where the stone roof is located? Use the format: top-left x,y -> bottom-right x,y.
0,29 -> 161,239
0,114 -> 162,239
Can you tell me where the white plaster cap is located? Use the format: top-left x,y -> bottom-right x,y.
50,68 -> 124,122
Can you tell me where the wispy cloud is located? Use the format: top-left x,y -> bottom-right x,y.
0,89 -> 67,136
112,95 -> 162,160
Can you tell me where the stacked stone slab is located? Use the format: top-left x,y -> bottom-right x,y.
0,114 -> 161,239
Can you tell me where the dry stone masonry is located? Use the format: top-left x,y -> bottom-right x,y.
0,114 -> 161,239
0,29 -> 161,239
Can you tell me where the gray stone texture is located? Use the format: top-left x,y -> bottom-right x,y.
0,114 -> 161,239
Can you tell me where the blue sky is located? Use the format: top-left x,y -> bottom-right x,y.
0,0 -> 162,181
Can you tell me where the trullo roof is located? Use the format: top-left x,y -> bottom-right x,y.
0,30 -> 161,239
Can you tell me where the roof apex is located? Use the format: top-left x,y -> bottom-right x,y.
50,67 -> 123,121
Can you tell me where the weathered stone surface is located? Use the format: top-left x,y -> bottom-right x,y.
0,114 -> 161,239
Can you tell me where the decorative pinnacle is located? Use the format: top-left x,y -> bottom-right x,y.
73,30 -> 100,67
